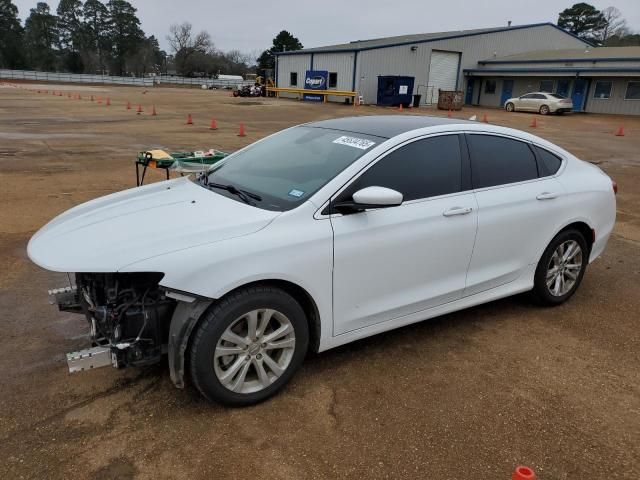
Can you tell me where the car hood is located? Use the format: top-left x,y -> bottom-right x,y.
28,177 -> 280,272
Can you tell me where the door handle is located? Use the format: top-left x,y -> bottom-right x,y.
443,206 -> 473,217
536,192 -> 558,200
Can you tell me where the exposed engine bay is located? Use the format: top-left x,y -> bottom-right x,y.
52,273 -> 177,371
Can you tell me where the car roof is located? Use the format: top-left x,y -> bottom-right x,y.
306,115 -> 474,139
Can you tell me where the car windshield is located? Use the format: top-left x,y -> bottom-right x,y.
203,126 -> 384,211
549,93 -> 566,99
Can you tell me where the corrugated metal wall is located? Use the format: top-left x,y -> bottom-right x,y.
586,77 -> 640,115
471,75 -> 640,115
357,24 -> 587,104
277,24 -> 588,105
276,54 -> 311,98
313,52 -> 355,102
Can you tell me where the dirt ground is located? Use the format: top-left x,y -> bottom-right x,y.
0,82 -> 638,480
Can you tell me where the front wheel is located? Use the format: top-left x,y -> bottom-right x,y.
505,102 -> 515,112
532,229 -> 589,306
539,104 -> 550,115
189,286 -> 309,406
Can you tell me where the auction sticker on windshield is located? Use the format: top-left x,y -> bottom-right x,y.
332,136 -> 376,150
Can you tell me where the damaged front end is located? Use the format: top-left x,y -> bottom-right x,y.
51,272 -> 177,373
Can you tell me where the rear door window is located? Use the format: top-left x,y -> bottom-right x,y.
338,135 -> 464,204
467,134 -> 538,189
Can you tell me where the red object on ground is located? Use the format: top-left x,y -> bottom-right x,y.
447,109 -> 452,118
151,105 -> 157,116
512,465 -> 536,480
482,113 -> 489,123
186,113 -> 193,125
615,125 -> 624,136
209,118 -> 218,130
137,105 -> 143,114
237,123 -> 246,137
398,103 -> 403,112
530,117 -> 537,128
126,101 -> 131,110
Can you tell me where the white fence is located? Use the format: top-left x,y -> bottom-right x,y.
155,75 -> 253,89
0,69 -> 255,89
0,69 -> 154,86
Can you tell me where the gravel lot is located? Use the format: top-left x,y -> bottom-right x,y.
1,82 -> 638,479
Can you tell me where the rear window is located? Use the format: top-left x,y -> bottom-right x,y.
534,146 -> 563,176
468,134 -> 538,189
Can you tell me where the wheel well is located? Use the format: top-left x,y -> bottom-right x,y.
220,280 -> 321,353
559,221 -> 594,253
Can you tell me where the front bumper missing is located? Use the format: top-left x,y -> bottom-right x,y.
66,346 -> 116,373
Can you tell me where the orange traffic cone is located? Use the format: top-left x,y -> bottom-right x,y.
151,105 -> 157,116
126,101 -> 131,110
137,105 -> 143,114
530,117 -> 538,128
186,113 -> 193,125
512,465 -> 536,480
106,97 -> 111,106
482,113 -> 489,123
209,118 -> 218,130
447,109 -> 452,118
398,103 -> 404,112
237,123 -> 247,137
615,125 -> 625,136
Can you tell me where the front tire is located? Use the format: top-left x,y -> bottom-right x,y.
532,229 -> 589,306
505,102 -> 515,112
539,104 -> 550,115
189,286 -> 309,406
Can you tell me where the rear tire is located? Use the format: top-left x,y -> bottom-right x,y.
505,102 -> 515,112
189,286 -> 309,406
532,229 -> 589,306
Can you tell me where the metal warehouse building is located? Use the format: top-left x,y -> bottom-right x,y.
275,23 -> 589,106
465,46 -> 640,115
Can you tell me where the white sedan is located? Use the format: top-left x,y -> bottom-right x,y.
505,92 -> 574,115
29,116 -> 616,406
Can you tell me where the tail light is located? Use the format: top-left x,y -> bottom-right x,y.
612,179 -> 618,195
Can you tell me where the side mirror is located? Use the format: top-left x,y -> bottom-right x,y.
334,186 -> 403,214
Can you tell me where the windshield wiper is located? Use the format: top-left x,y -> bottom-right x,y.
205,182 -> 262,205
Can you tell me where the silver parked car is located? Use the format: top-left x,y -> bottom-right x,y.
505,92 -> 573,115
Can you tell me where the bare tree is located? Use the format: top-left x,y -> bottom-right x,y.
598,7 -> 628,43
167,22 -> 212,75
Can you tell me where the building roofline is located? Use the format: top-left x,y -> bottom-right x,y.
274,23 -> 592,56
464,67 -> 640,74
480,56 -> 640,65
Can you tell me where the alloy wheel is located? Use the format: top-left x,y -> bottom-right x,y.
213,308 -> 296,394
546,240 -> 583,296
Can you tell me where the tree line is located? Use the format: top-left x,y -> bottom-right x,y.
558,3 -> 639,45
0,0 -> 256,76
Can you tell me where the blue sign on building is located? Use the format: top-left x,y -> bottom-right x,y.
304,70 -> 328,101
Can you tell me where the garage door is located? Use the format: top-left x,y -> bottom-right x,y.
427,51 -> 460,104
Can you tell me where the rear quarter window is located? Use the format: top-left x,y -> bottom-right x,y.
534,146 -> 563,176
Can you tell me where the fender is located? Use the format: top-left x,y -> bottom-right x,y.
167,297 -> 213,388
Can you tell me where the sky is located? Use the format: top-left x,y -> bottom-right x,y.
12,0 -> 640,55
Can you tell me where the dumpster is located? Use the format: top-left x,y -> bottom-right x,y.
377,76 -> 415,107
437,90 -> 464,110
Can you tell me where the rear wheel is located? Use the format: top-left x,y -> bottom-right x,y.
539,104 -> 550,115
189,286 -> 309,406
505,102 -> 515,112
532,229 -> 589,305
